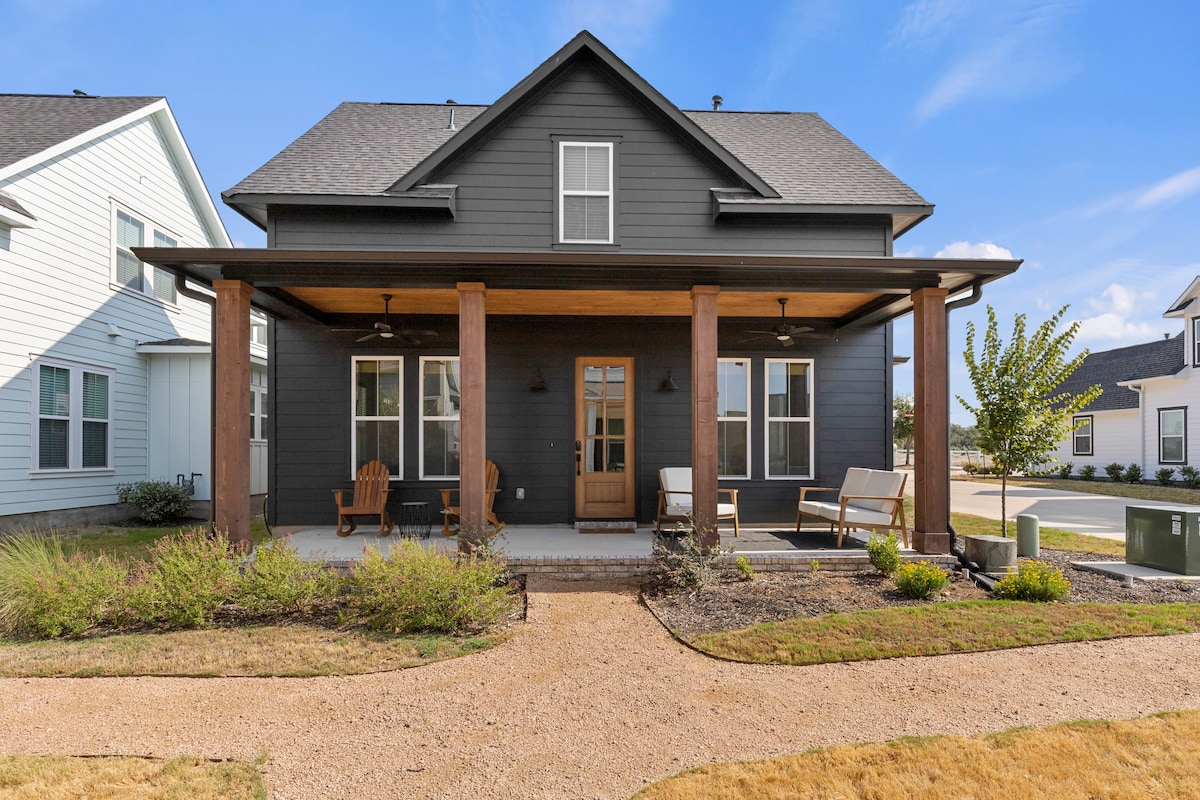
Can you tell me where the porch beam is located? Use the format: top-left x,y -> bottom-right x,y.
912,287 -> 950,554
458,282 -> 487,547
692,285 -> 720,548
213,279 -> 253,546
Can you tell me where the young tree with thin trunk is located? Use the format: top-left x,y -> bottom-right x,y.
958,305 -> 1101,536
893,394 -> 915,466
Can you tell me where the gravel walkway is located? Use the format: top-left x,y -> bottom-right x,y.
3,576 -> 1200,799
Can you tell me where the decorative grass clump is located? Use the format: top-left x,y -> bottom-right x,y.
994,560 -> 1071,602
120,530 -> 243,629
0,536 -> 125,639
347,540 -> 515,634
234,537 -> 339,616
893,561 -> 950,599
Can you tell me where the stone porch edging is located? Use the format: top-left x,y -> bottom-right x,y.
504,552 -> 959,580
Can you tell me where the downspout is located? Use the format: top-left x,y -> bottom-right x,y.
175,273 -> 218,531
944,282 -> 984,573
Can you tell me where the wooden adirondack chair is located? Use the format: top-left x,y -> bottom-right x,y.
333,460 -> 394,537
441,459 -> 506,536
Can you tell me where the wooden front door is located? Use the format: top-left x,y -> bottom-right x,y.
575,357 -> 635,518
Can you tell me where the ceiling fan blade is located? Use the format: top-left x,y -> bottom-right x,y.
355,332 -> 379,343
781,336 -> 796,347
332,327 -> 371,332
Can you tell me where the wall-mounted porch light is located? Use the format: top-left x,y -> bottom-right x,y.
529,369 -> 548,391
660,369 -> 679,392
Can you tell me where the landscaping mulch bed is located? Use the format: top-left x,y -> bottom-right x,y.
642,549 -> 1200,639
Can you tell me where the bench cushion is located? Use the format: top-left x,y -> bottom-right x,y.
858,470 -> 905,513
797,500 -> 895,527
664,502 -> 738,519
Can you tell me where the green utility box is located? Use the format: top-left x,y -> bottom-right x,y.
1126,505 -> 1200,575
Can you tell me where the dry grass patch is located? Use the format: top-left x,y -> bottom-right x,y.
634,711 -> 1200,800
0,623 -> 504,678
0,754 -> 263,800
689,602 -> 1200,665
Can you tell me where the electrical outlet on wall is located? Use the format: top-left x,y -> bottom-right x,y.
515,488 -> 525,500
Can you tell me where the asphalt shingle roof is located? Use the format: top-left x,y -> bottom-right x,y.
0,95 -> 162,171
0,190 -> 34,219
225,103 -> 928,208
1057,333 -> 1185,412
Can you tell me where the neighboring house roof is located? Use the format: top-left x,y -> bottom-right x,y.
1059,333 -> 1185,412
0,189 -> 36,227
138,338 -> 210,347
0,93 -> 232,248
224,31 -> 930,234
1164,275 -> 1200,318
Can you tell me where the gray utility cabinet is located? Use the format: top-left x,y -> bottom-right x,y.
1126,505 -> 1200,575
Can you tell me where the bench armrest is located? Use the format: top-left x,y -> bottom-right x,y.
799,486 -> 840,500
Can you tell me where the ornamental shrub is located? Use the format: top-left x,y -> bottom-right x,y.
234,537 -> 341,616
893,561 -> 949,599
1057,462 -> 1073,479
347,541 -> 514,633
1156,467 -> 1176,486
1079,464 -> 1097,481
1104,462 -> 1125,482
1180,465 -> 1200,490
0,536 -> 125,638
866,531 -> 901,576
734,554 -> 754,581
993,560 -> 1071,602
120,529 -> 242,628
1123,463 -> 1143,484
116,480 -> 194,524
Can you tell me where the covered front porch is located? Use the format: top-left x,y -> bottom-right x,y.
136,247 -> 1020,556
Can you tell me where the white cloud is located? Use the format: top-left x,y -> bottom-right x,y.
891,0 -> 968,48
934,241 -> 1014,259
749,0 -> 841,104
1133,165 -> 1200,209
1068,283 -> 1167,346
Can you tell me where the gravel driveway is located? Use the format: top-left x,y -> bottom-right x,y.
3,576 -> 1200,799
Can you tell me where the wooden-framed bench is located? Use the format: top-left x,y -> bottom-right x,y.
796,467 -> 908,548
654,466 -> 741,537
334,459 -> 394,537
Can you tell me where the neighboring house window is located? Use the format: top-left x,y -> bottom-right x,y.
558,141 -> 612,244
352,357 -> 402,478
1072,415 -> 1093,456
250,387 -> 268,442
1193,318 -> 1200,366
113,206 -> 178,304
717,359 -> 749,478
33,361 -> 112,472
1159,408 -> 1187,463
251,318 -> 268,347
420,357 -> 460,479
765,359 -> 814,478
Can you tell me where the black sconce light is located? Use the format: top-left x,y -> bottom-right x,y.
529,369 -> 548,392
660,369 -> 679,392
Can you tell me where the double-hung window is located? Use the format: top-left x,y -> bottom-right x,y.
352,357 -> 402,478
33,361 -> 112,472
113,205 -> 178,304
250,387 -> 268,442
1193,318 -> 1200,366
717,359 -> 750,478
1160,408 -> 1186,463
765,359 -> 814,478
421,357 -> 461,479
559,141 -> 612,244
1072,415 -> 1093,456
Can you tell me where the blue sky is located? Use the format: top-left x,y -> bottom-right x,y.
6,0 -> 1198,423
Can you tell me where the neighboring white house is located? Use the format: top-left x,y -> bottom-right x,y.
0,94 -> 265,527
1052,277 -> 1199,478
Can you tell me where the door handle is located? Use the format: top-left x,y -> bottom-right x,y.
575,440 -> 582,476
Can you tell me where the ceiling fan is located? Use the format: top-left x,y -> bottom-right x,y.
332,294 -> 438,344
741,298 -> 818,347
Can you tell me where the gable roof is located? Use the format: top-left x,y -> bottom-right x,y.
0,94 -> 231,248
224,31 -> 931,234
1165,275 -> 1200,318
1058,333 -> 1185,412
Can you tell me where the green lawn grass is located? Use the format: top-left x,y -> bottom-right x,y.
962,474 -> 1200,504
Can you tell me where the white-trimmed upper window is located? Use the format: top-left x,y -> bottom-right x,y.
765,359 -> 814,479
1072,415 -> 1093,456
559,142 -> 612,244
1160,407 -> 1186,464
113,205 -> 178,304
33,360 -> 113,472
420,357 -> 460,479
250,387 -> 268,443
717,359 -> 750,478
1193,318 -> 1200,366
352,357 -> 402,479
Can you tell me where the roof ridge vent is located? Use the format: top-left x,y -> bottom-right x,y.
446,104 -> 456,131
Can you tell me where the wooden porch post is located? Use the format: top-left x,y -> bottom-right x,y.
913,287 -> 950,554
213,279 -> 253,546
458,282 -> 487,548
692,285 -> 720,548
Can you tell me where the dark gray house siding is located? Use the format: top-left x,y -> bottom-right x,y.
268,314 -> 889,527
268,61 -> 889,258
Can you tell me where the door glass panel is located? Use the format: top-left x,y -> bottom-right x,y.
584,438 -> 601,473
605,404 -> 624,436
606,366 -> 624,399
607,440 -> 625,472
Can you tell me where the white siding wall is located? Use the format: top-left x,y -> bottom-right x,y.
250,366 -> 268,496
1140,374 -> 1198,473
0,113 -> 215,516
1051,408 -> 1141,471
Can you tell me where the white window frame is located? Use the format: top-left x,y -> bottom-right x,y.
351,356 -> 403,480
419,356 -> 461,480
250,386 -> 268,443
1159,407 -> 1187,464
764,358 -> 815,480
111,201 -> 180,305
1072,415 -> 1093,456
1193,317 -> 1200,366
717,358 -> 751,479
30,358 -> 114,475
558,141 -> 613,244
